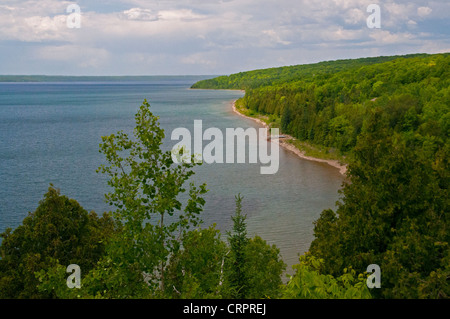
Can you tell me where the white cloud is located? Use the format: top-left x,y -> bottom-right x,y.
417,6 -> 432,17
369,30 -> 416,45
262,30 -> 292,46
2,0 -> 71,16
122,8 -> 159,21
158,9 -> 205,20
0,0 -> 448,75
344,8 -> 366,24
0,13 -> 70,42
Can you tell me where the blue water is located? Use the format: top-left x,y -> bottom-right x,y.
0,77 -> 343,269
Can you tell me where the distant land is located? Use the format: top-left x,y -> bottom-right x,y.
191,53 -> 437,90
0,75 -> 217,82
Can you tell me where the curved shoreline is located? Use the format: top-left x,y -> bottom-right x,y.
231,100 -> 348,176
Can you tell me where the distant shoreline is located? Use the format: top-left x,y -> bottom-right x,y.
0,75 -> 212,83
230,100 -> 348,176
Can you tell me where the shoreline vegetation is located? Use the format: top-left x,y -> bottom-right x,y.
230,99 -> 348,175
188,54 -> 450,299
0,100 -> 374,300
2,53 -> 448,299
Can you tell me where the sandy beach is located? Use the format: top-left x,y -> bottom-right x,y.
231,100 -> 348,176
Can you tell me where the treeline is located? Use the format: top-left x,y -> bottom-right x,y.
193,54 -> 450,298
194,53 -> 448,156
191,53 -> 430,90
0,101 -> 371,299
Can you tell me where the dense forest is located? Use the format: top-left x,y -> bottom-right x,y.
193,53 -> 448,156
191,53 -> 430,90
1,54 -> 448,299
193,53 -> 449,298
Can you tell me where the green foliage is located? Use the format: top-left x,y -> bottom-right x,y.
192,54 -> 429,90
36,253 -> 153,299
36,99 -> 210,299
194,53 -> 450,299
7,53 -> 448,300
38,193 -> 286,299
194,53 -> 449,157
283,253 -> 371,299
0,186 -> 115,298
225,194 -> 249,298
94,99 -> 208,295
21,100 -> 289,299
243,236 -> 286,298
223,194 -> 286,299
310,108 -> 449,298
164,225 -> 227,299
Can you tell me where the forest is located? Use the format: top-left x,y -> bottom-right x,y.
193,53 -> 449,298
1,53 -> 448,299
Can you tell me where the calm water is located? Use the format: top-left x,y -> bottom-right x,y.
0,77 -> 343,270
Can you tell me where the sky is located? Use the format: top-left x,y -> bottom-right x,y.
0,0 -> 448,75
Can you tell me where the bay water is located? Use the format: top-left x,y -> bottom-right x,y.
0,77 -> 343,270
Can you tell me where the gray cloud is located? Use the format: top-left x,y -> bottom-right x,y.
0,0 -> 448,75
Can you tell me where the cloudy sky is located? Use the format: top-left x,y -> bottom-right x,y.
0,0 -> 448,75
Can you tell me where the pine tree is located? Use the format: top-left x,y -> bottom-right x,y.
226,194 -> 249,298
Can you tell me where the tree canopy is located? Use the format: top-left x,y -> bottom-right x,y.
193,53 -> 449,299
0,186 -> 116,298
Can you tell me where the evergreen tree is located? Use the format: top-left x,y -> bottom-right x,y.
226,194 -> 249,298
0,186 -> 115,298
224,194 -> 286,299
